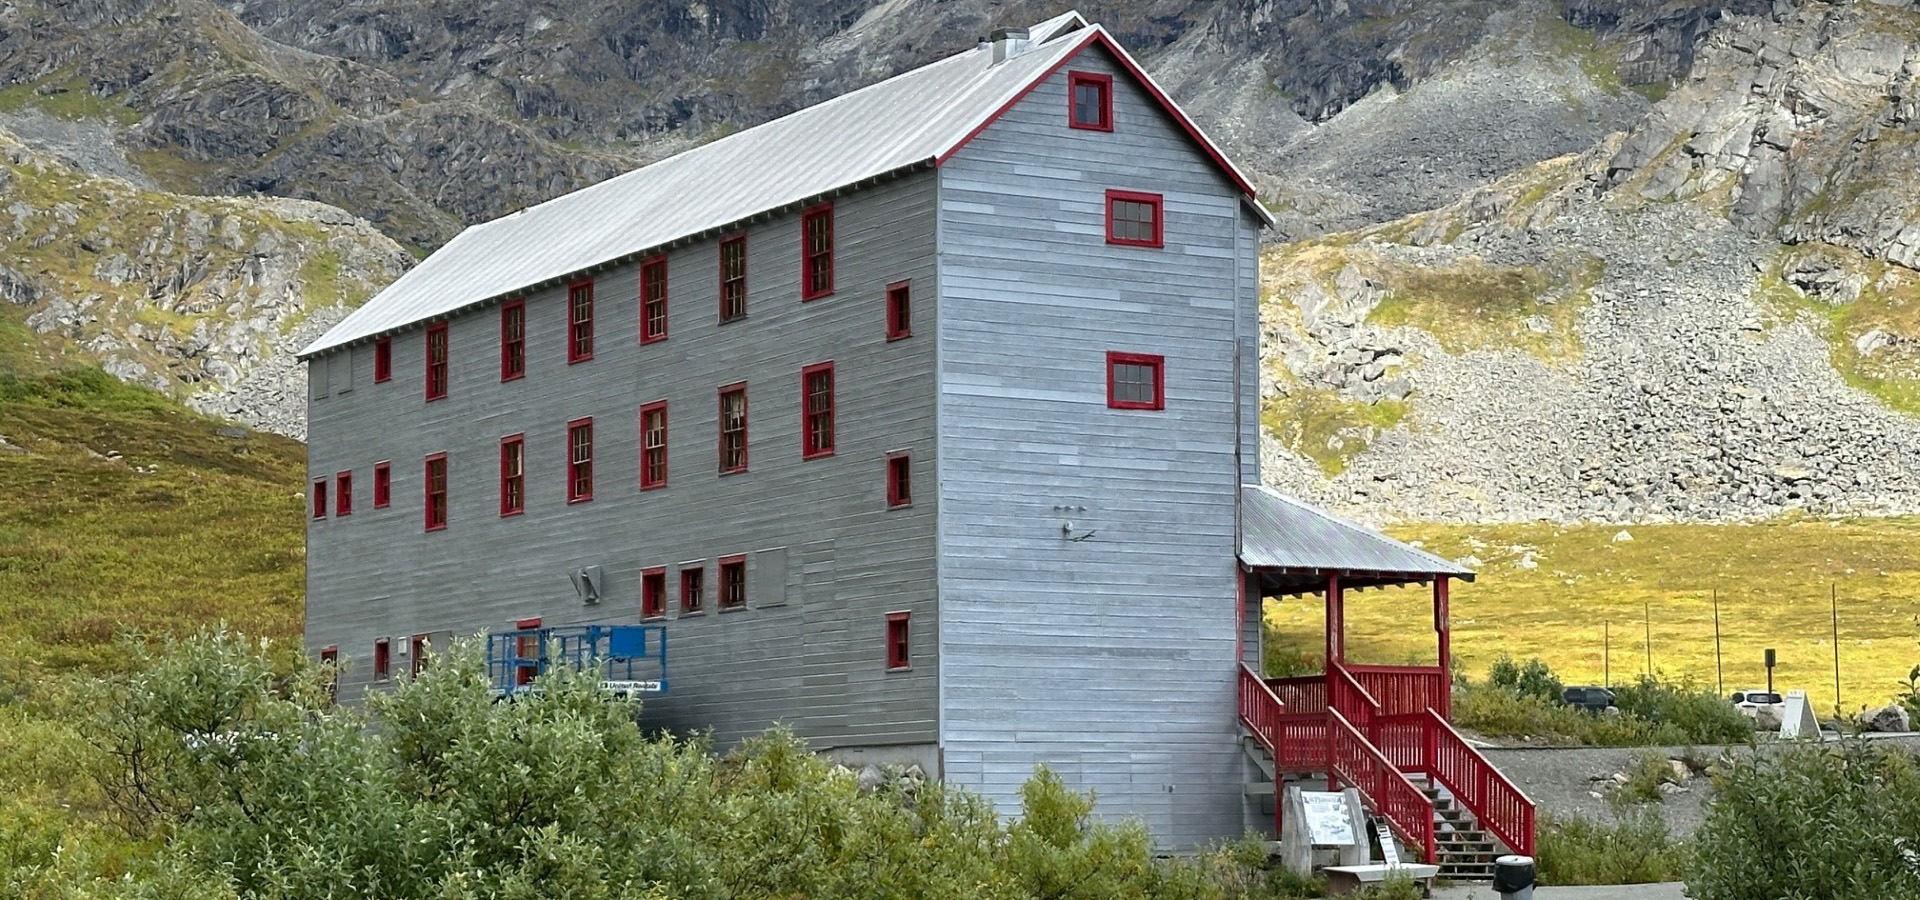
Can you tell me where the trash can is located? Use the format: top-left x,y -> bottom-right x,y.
1493,855 -> 1535,900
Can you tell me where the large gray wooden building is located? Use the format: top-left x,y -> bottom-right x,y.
301,12 -> 1521,856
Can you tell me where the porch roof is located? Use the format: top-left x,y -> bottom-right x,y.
1239,485 -> 1475,596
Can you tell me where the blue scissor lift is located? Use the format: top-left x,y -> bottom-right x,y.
484,624 -> 668,699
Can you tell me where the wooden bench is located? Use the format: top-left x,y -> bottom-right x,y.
1322,863 -> 1440,897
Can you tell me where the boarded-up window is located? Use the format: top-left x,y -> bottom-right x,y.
309,356 -> 330,400
719,385 -> 748,473
751,547 -> 787,608
641,401 -> 667,489
720,234 -> 747,321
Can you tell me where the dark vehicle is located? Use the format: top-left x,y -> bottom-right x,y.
1561,685 -> 1615,713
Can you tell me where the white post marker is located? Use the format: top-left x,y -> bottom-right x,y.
1780,689 -> 1820,740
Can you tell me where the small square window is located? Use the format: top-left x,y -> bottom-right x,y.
373,461 -> 391,509
1107,352 -> 1165,410
501,299 -> 526,381
885,280 -> 911,341
640,401 -> 668,490
373,637 -> 391,681
424,453 -> 449,531
680,565 -> 705,615
568,279 -> 595,363
373,337 -> 392,383
1068,72 -> 1113,131
718,555 -> 747,611
499,434 -> 525,516
425,323 -> 449,401
802,362 -> 834,459
720,234 -> 748,322
886,453 -> 911,509
801,204 -> 834,301
640,256 -> 668,344
886,612 -> 910,670
335,471 -> 352,517
642,567 -> 668,619
311,479 -> 328,519
1105,190 -> 1163,248
567,418 -> 594,503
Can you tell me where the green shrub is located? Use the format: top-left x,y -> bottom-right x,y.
1454,666 -> 1755,747
1688,739 -> 1920,900
1614,751 -> 1681,805
1487,655 -> 1564,705
1612,676 -> 1752,746
1536,809 -> 1683,885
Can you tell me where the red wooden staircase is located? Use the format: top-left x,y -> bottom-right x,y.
1238,662 -> 1534,878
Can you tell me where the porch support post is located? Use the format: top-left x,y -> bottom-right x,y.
1434,576 -> 1451,718
1324,573 -> 1343,666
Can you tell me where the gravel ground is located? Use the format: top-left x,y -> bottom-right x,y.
1433,883 -> 1687,900
1481,734 -> 1920,839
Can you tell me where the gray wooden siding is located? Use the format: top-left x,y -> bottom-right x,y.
934,46 -> 1263,850
305,171 -> 942,753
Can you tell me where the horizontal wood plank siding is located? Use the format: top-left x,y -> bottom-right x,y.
305,171 -> 941,754
935,45 -> 1261,850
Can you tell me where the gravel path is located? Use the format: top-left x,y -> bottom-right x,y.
1433,883 -> 1687,900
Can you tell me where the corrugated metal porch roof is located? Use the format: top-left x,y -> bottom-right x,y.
1240,485 -> 1474,585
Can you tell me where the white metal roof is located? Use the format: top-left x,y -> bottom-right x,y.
1239,485 -> 1475,579
300,12 -> 1267,358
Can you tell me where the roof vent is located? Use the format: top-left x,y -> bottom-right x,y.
990,27 -> 1032,64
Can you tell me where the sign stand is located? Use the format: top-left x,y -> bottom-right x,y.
1780,689 -> 1820,740
1279,786 -> 1370,875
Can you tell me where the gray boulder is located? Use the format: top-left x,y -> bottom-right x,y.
1856,705 -> 1911,734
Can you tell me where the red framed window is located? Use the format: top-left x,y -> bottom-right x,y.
801,203 -> 834,300
373,637 -> 391,681
1105,190 -> 1163,248
373,461 -> 391,509
424,453 -> 448,531
373,337 -> 392,383
1068,72 -> 1113,131
886,612 -> 910,670
718,555 -> 746,611
885,280 -> 911,341
499,434 -> 525,516
501,299 -> 526,381
640,256 -> 668,344
718,384 -> 748,474
886,453 -> 911,508
566,418 -> 594,502
424,322 -> 449,400
802,362 -> 834,459
319,644 -> 338,664
640,401 -> 668,490
319,644 -> 338,699
411,633 -> 429,677
1107,351 -> 1165,410
568,279 -> 595,363
335,471 -> 353,517
719,234 -> 747,322
641,567 -> 668,619
311,479 -> 328,519
680,565 -> 704,615
514,617 -> 541,685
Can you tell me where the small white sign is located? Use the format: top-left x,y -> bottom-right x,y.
1376,820 -> 1401,866
1301,791 -> 1355,846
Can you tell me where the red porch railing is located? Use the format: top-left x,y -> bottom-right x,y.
1327,709 -> 1436,864
1237,663 -> 1285,757
1420,710 -> 1535,856
1266,674 -> 1328,714
1346,664 -> 1451,719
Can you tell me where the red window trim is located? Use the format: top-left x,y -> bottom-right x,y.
1106,351 -> 1166,410
373,461 -> 391,509
500,298 -> 526,382
717,554 -> 747,611
680,564 -> 705,615
1104,189 -> 1164,248
567,278 -> 595,364
423,452 -> 449,531
719,233 -> 748,323
640,566 -> 669,619
885,279 -> 911,341
886,452 -> 911,509
424,322 -> 450,401
800,203 -> 834,301
1067,71 -> 1114,131
801,361 -> 835,460
311,479 -> 328,519
373,637 -> 391,681
717,383 -> 749,475
373,337 -> 392,383
885,611 -> 911,670
335,470 -> 353,517
640,400 -> 668,490
566,417 -> 594,504
512,617 -> 541,685
499,434 -> 526,517
319,644 -> 338,662
639,255 -> 669,344
411,633 -> 430,677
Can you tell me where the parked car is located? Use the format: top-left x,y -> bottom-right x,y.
1561,685 -> 1616,713
1730,689 -> 1785,720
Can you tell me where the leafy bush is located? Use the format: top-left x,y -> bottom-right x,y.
1688,739 -> 1920,900
1487,654 -> 1564,704
1536,809 -> 1683,885
1613,751 -> 1682,805
1611,676 -> 1752,746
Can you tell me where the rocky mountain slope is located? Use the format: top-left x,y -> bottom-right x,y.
1261,0 -> 1920,523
